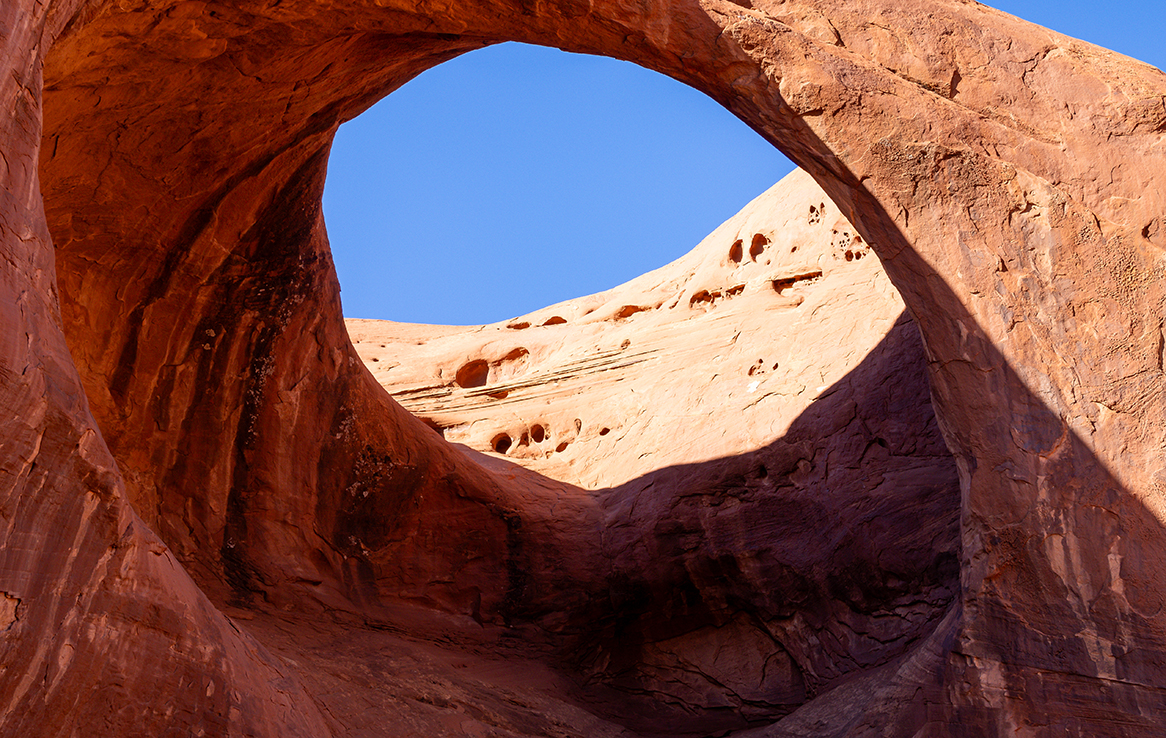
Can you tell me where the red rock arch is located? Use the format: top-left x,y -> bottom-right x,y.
2,0 -> 1164,735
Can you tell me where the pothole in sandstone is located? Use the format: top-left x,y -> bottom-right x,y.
331,42 -> 960,737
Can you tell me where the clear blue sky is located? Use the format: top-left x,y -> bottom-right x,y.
324,2 -> 1164,325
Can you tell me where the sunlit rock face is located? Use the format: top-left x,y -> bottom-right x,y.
352,170 -> 907,493
1,0 -> 1164,735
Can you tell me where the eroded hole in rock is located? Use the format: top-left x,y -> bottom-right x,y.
772,270 -> 823,294
530,424 -> 546,443
689,289 -> 717,306
750,233 -> 768,260
492,433 -> 513,454
728,239 -> 743,263
33,0 -> 1164,733
614,305 -> 651,319
455,359 -> 490,388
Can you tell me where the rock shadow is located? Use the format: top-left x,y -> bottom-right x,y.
526,311 -> 962,736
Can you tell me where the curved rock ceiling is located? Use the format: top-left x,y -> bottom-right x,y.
2,0 -> 1164,735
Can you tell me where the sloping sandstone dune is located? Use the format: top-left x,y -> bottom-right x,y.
3,0 -> 1166,735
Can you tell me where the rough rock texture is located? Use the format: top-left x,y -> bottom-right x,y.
1,0 -> 1164,735
0,2 -> 330,736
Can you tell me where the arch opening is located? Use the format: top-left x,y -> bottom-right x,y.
38,8 -> 963,734
34,0 -> 1166,735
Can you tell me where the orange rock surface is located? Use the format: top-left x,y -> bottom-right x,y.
2,0 -> 1165,735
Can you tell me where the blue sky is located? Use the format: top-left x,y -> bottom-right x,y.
324,2 -> 1164,325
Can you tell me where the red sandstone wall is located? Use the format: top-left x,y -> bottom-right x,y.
0,1 -> 1162,735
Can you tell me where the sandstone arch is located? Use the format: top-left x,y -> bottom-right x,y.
2,0 -> 1165,736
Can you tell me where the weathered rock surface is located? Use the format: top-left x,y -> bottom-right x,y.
1,0 -> 1164,735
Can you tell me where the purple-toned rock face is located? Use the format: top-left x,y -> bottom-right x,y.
0,1 -> 1163,735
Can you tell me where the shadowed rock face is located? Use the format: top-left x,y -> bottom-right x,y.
0,0 -> 1163,735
